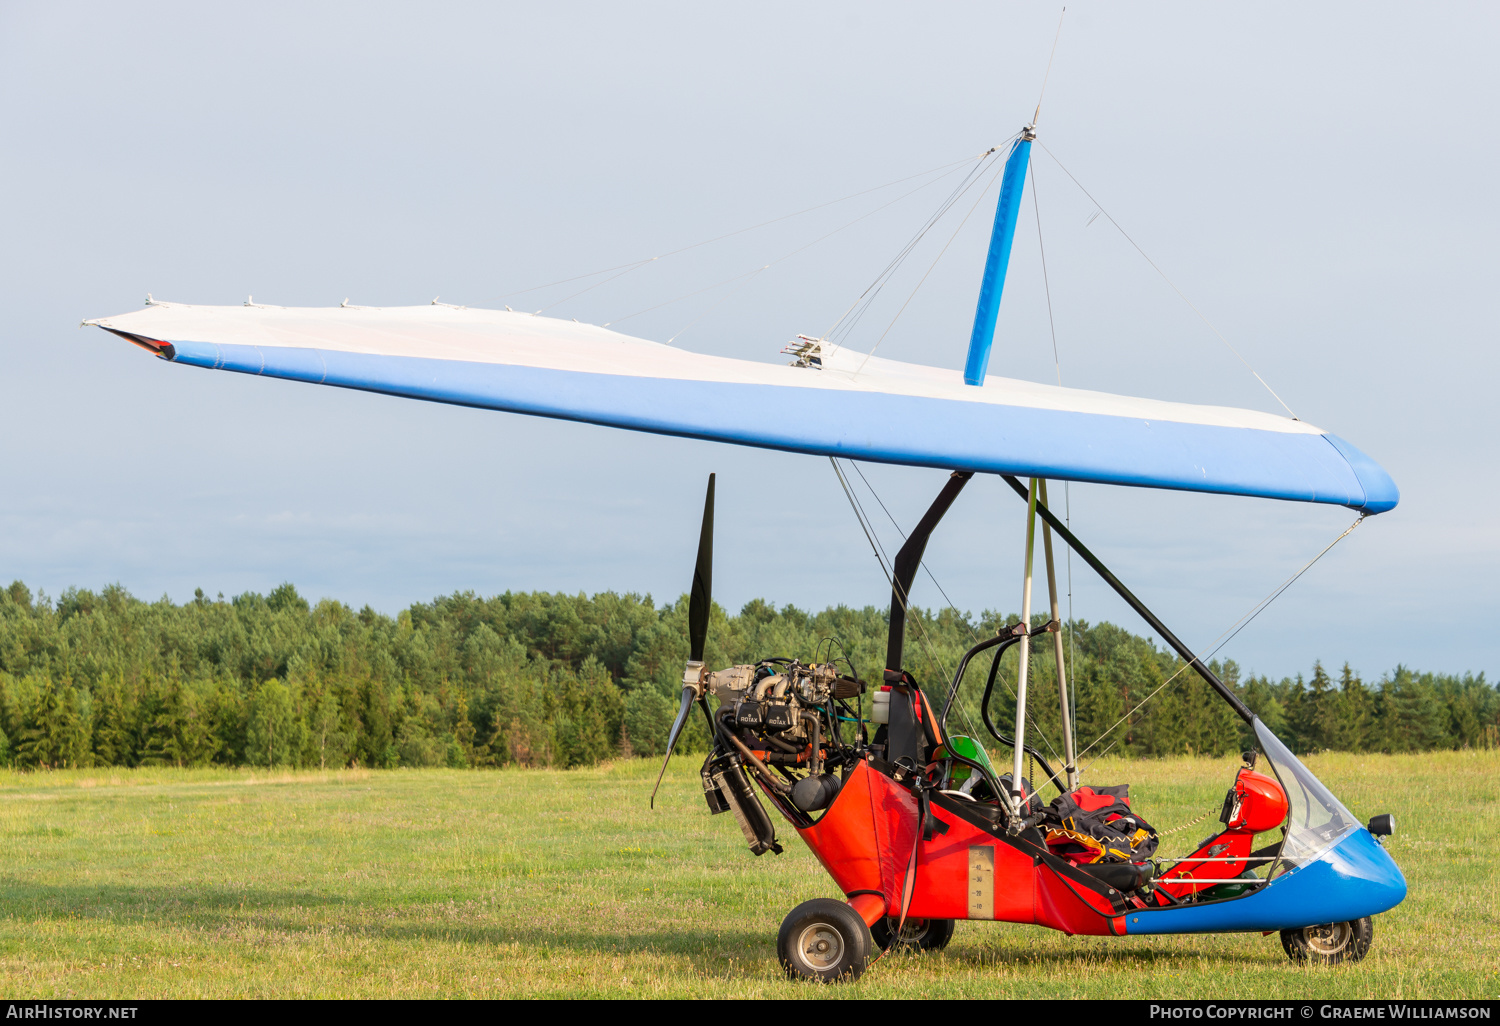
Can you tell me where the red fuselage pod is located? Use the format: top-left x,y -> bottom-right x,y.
797,760 -> 1121,936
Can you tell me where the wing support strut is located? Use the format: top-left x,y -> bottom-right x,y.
1000,475 -> 1255,725
884,470 -> 973,769
885,471 -> 973,675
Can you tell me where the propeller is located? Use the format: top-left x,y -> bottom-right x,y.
650,473 -> 715,808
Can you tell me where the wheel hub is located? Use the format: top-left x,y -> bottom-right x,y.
896,918 -> 928,943
797,923 -> 845,970
1304,921 -> 1352,955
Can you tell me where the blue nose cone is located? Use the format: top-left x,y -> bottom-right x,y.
1308,827 -> 1409,920
1124,828 -> 1406,935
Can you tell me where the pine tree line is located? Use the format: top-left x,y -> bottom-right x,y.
0,580 -> 1493,770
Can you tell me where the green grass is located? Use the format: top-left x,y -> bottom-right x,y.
0,751 -> 1495,998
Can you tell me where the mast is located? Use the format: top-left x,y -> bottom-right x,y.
962,126 -> 1035,387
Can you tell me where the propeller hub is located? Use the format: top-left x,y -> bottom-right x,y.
682,659 -> 707,698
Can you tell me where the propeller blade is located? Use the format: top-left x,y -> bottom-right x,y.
650,473 -> 715,809
688,473 -> 714,663
649,686 -> 697,808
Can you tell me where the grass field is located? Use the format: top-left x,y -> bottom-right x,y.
0,751 -> 1495,999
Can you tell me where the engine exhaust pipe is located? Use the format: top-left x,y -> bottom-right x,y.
704,755 -> 783,856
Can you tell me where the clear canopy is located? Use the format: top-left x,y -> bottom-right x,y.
1254,718 -> 1359,867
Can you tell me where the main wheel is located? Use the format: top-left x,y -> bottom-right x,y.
870,915 -> 955,953
777,899 -> 873,982
1280,917 -> 1374,965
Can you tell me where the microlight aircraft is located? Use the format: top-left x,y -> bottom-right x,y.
88,120 -> 1406,982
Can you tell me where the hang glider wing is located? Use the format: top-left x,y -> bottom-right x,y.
88,302 -> 1397,514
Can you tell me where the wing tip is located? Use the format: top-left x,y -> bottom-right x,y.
95,324 -> 176,361
1322,433 -> 1399,514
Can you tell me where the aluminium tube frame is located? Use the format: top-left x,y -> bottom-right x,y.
939,632 -> 1010,736
1011,478 -> 1039,806
940,623 -> 1066,798
976,629 -> 1068,796
1038,480 -> 1079,790
999,474 -> 1255,724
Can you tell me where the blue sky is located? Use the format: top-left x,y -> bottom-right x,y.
1,2 -> 1496,682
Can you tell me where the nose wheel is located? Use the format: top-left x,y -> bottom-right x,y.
777,899 -> 873,982
1280,917 -> 1374,965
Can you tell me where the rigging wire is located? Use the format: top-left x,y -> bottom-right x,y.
537,260 -> 659,314
827,462 -> 933,673
830,150 -> 1002,340
834,460 -> 1060,760
853,154 -> 1011,375
488,91 -> 1321,785
1076,513 -> 1367,766
501,259 -> 654,304
602,266 -> 765,327
847,462 -> 977,634
1035,140 -> 1299,421
813,15 -> 1056,364
505,151 -> 986,307
844,462 -> 984,742
665,267 -> 769,344
597,162 -> 983,329
830,458 -> 892,579
827,460 -> 983,742
1030,156 -> 1081,765
1032,7 -> 1067,128
1032,158 -> 1063,380
821,146 -> 1008,354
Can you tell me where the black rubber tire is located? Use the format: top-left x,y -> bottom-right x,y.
870,915 -> 956,953
777,899 -> 873,983
1280,917 -> 1374,965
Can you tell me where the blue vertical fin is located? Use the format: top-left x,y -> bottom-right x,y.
963,128 -> 1034,387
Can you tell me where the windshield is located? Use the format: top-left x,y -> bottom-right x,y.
1254,718 -> 1358,866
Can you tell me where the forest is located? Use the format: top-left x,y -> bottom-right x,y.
0,579 -> 1494,770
